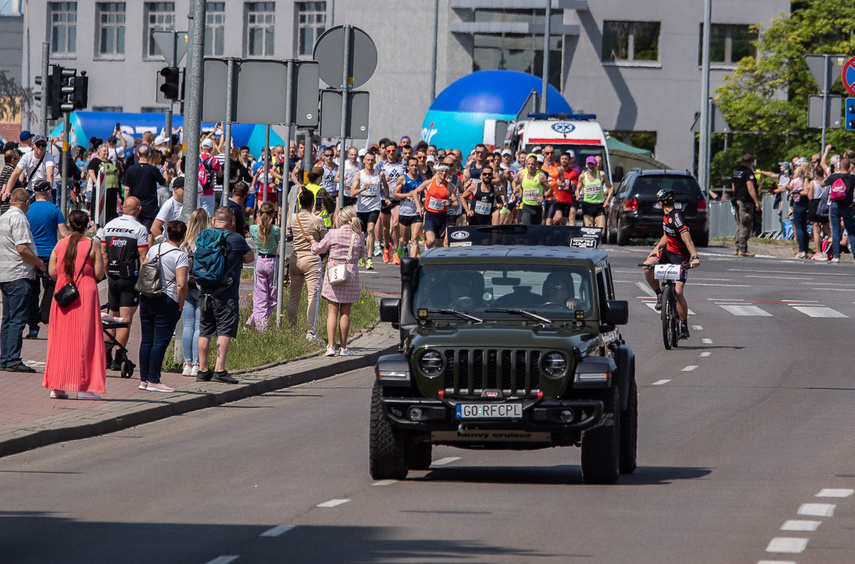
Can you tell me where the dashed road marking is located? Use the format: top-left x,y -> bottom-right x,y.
652,379 -> 671,386
816,488 -> 854,498
719,304 -> 772,317
643,302 -> 694,315
432,457 -> 461,466
317,499 -> 350,508
702,338 -> 713,344
372,480 -> 398,487
636,282 -> 656,297
692,325 -> 703,330
757,561 -> 796,564
765,537 -> 808,553
798,503 -> 835,517
682,366 -> 698,372
260,525 -> 296,537
781,520 -> 821,531
700,352 -> 711,358
205,557 -> 241,564
791,306 -> 848,318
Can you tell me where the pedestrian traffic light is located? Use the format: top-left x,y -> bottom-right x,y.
34,64 -> 63,120
847,98 -> 855,131
159,66 -> 180,101
71,72 -> 88,110
59,66 -> 76,113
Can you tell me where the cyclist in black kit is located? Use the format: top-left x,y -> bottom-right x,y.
642,188 -> 700,340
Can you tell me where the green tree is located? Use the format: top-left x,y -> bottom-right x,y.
713,0 -> 855,187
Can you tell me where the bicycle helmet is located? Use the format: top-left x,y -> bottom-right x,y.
33,180 -> 52,193
656,188 -> 675,202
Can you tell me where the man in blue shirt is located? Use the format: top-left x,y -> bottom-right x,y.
25,181 -> 68,339
195,206 -> 253,384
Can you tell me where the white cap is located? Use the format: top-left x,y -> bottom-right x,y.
566,149 -> 575,158
501,149 -> 512,156
532,145 -> 542,153
201,138 -> 214,149
536,154 -> 544,163
435,164 -> 450,171
358,148 -> 367,157
426,154 -> 436,163
154,135 -> 168,146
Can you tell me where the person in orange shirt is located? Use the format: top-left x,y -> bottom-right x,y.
540,145 -> 566,225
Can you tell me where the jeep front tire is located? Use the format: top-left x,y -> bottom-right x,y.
369,382 -> 409,480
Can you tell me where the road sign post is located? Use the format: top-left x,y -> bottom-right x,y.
805,54 -> 846,155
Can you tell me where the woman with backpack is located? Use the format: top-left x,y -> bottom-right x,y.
789,161 -> 811,259
246,202 -> 281,331
180,208 -> 209,377
311,206 -> 365,357
138,220 -> 189,392
810,164 -> 832,261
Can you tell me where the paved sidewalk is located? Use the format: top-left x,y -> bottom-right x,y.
0,316 -> 398,458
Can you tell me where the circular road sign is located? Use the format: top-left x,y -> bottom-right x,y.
843,56 -> 855,96
313,25 -> 377,89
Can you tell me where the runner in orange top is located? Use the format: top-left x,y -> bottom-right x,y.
415,160 -> 458,248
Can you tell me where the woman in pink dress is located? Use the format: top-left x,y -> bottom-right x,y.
42,210 -> 106,399
311,206 -> 366,357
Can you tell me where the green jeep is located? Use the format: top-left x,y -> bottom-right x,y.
371,225 -> 637,484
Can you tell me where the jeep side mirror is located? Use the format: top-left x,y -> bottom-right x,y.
604,300 -> 629,326
380,298 -> 401,323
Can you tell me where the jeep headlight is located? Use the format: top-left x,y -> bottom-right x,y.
541,352 -> 568,378
418,350 -> 444,378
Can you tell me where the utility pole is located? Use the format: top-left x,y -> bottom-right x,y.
540,0 -> 552,113
698,0 -> 712,193
182,0 -> 206,222
40,43 -> 49,135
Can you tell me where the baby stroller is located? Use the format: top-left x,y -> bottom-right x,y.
100,304 -> 135,378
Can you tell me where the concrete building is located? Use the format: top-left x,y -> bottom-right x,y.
19,0 -> 789,169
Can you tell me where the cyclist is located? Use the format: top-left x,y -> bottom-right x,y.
642,188 -> 700,340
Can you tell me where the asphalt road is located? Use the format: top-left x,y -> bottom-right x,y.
2,245 -> 854,564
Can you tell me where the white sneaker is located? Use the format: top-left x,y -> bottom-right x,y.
138,383 -> 148,390
146,382 -> 174,393
325,346 -> 336,357
182,364 -> 193,376
338,348 -> 354,356
190,365 -> 199,377
77,391 -> 102,400
306,331 -> 325,344
831,257 -> 840,263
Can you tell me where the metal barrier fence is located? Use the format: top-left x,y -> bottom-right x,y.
708,195 -> 792,240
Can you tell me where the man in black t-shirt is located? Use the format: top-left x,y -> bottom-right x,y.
122,144 -> 165,231
227,182 -> 249,237
823,157 -> 855,262
730,154 -> 761,257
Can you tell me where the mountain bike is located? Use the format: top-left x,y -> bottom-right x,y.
640,262 -> 688,350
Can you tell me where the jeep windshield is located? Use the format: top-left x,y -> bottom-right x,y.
414,264 -> 594,319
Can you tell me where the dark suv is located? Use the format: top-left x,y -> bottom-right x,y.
605,169 -> 709,247
371,225 -> 637,484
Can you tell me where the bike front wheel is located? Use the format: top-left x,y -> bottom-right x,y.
660,284 -> 673,350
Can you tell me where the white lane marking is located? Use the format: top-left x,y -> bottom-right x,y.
372,480 -> 398,487
783,299 -> 819,303
702,338 -> 713,344
652,379 -> 671,386
708,297 -> 745,301
719,304 -> 772,317
636,282 -> 656,297
316,499 -> 350,508
781,520 -> 821,531
798,503 -> 835,517
693,282 -> 749,287
682,366 -> 698,372
812,287 -> 855,292
792,306 -> 848,318
260,525 -> 297,537
816,488 -> 854,498
205,557 -> 241,564
643,302 -> 694,315
746,275 -> 807,280
700,352 -> 711,358
692,325 -> 703,330
432,457 -> 461,466
765,538 -> 808,553
757,561 -> 796,564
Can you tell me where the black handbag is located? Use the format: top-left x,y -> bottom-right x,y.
54,240 -> 92,308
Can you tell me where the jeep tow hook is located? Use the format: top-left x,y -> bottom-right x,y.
458,423 -> 468,435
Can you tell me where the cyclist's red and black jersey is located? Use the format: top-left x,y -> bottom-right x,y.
663,209 -> 690,257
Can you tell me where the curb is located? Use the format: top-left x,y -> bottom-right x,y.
0,335 -> 397,459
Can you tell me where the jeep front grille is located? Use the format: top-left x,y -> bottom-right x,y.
443,349 -> 541,396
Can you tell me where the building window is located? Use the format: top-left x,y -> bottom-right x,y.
205,2 -> 226,56
471,9 -> 563,89
48,2 -> 77,56
296,2 -> 325,56
144,2 -> 175,59
92,105 -> 123,112
602,21 -> 660,62
246,2 -> 275,57
699,24 -> 757,66
97,3 -> 126,57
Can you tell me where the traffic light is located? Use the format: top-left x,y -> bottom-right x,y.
71,72 -> 88,110
847,98 -> 855,131
58,67 -> 76,112
159,66 -> 180,101
34,64 -> 63,120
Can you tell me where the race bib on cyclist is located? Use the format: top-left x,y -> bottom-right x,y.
474,200 -> 492,215
426,197 -> 447,212
523,188 -> 540,201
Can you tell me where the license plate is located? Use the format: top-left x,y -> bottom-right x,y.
456,403 -> 522,419
654,202 -> 684,210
